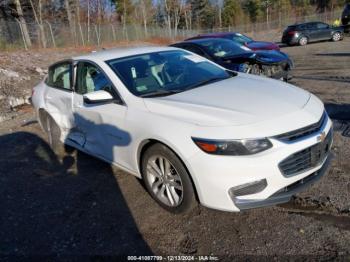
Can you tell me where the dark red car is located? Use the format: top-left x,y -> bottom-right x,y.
186,32 -> 280,51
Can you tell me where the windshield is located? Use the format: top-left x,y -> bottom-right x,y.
198,39 -> 252,59
106,50 -> 232,97
227,33 -> 253,44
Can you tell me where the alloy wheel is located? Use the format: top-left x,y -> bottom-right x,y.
333,33 -> 341,41
146,155 -> 184,207
299,37 -> 308,46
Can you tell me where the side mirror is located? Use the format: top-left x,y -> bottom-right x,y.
83,90 -> 114,104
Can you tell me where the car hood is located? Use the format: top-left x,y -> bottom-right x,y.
222,50 -> 290,65
247,41 -> 280,51
254,50 -> 289,64
144,74 -> 311,127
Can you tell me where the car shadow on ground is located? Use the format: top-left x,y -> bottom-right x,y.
315,52 -> 350,57
293,75 -> 350,83
0,131 -> 153,257
325,103 -> 350,138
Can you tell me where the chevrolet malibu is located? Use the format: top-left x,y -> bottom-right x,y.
31,47 -> 333,213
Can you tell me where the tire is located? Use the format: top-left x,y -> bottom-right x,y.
332,32 -> 341,42
298,36 -> 308,46
141,143 -> 196,213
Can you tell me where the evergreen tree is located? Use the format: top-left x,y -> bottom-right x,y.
243,0 -> 262,23
190,0 -> 215,28
222,0 -> 243,27
114,0 -> 134,24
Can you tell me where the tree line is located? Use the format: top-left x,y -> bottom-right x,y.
0,0 -> 348,48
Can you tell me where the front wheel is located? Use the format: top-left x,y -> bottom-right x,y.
141,143 -> 196,213
332,32 -> 341,42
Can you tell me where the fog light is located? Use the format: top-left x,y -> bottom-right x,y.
229,179 -> 268,197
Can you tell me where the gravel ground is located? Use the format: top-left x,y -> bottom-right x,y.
0,38 -> 349,260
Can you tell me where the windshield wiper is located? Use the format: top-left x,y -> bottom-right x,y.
139,89 -> 184,98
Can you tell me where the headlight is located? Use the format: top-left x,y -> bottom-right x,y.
238,63 -> 250,73
192,137 -> 272,155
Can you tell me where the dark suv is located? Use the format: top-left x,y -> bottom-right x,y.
342,4 -> 350,32
282,22 -> 344,46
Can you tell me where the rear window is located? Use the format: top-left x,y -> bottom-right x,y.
46,62 -> 72,90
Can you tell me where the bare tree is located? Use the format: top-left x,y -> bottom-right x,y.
173,0 -> 184,37
29,0 -> 47,48
87,0 -> 90,42
184,4 -> 192,30
64,0 -> 75,38
164,0 -> 172,38
14,0 -> 32,47
139,0 -> 153,37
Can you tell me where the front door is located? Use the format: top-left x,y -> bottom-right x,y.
315,23 -> 332,40
72,61 -> 129,166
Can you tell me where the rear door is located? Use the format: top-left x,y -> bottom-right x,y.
72,61 -> 129,166
306,23 -> 319,41
44,60 -> 74,140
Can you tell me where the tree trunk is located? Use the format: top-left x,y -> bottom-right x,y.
140,0 -> 148,37
29,0 -> 47,48
14,0 -> 32,47
64,0 -> 75,41
87,0 -> 90,43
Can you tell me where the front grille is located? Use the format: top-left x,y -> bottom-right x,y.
274,111 -> 327,142
279,129 -> 332,177
262,64 -> 286,77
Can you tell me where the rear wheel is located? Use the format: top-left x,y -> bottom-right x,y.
332,32 -> 341,42
141,143 -> 196,213
299,36 -> 308,46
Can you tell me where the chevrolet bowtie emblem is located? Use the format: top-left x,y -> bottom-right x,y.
317,131 -> 326,142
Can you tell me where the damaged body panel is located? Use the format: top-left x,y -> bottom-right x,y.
170,38 -> 293,81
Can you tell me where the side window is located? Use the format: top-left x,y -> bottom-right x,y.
46,62 -> 72,90
306,23 -> 316,30
76,62 -> 114,95
298,24 -> 307,30
184,45 -> 205,56
317,23 -> 329,29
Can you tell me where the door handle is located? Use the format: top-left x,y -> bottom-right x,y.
45,95 -> 52,100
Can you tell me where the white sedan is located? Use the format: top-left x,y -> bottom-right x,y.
31,46 -> 333,213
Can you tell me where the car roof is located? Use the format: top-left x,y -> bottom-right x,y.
175,38 -> 234,45
196,32 -> 237,37
185,32 -> 238,40
288,21 -> 324,27
73,46 -> 180,61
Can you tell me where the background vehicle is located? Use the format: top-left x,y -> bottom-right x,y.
171,38 -> 293,81
186,32 -> 280,51
31,47 -> 332,214
282,22 -> 344,46
341,4 -> 350,33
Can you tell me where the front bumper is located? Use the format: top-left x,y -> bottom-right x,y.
231,153 -> 332,210
187,114 -> 333,212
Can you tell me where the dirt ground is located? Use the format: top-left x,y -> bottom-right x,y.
0,38 -> 350,260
